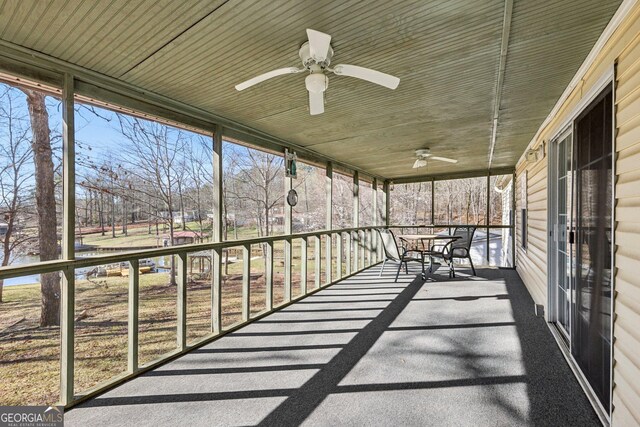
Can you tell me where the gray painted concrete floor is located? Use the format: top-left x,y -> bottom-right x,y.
66,264 -> 600,427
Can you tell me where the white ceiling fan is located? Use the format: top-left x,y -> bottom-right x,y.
413,148 -> 458,169
235,29 -> 400,115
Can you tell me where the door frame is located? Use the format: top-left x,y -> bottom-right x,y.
547,126 -> 573,339
545,66 -> 615,424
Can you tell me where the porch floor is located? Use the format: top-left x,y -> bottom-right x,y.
66,265 -> 599,426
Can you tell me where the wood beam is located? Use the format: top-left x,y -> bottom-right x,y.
488,0 -> 514,168
325,163 -> 333,284
212,127 -> 223,334
60,73 -> 75,406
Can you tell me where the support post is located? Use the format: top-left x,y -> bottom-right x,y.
325,163 -> 333,284
177,252 -> 187,350
384,180 -> 391,227
284,174 -> 293,301
127,260 -> 139,373
372,178 -> 378,263
353,172 -> 360,271
212,127 -> 223,334
60,73 -> 75,406
511,172 -> 516,268
242,244 -> 251,321
486,173 -> 491,264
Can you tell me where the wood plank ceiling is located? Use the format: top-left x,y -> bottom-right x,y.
0,0 -> 622,179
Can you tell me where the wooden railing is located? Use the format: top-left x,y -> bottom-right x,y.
0,226 -> 383,408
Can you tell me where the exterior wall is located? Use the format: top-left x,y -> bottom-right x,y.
515,158 -> 547,305
514,3 -> 640,425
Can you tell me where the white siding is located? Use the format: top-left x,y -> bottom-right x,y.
515,4 -> 640,425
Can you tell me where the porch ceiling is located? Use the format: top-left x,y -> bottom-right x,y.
0,0 -> 621,179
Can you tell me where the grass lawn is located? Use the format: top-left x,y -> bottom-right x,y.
0,234 -> 365,406
81,221 -> 213,249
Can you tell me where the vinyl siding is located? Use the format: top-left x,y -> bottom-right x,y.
514,3 -> 640,424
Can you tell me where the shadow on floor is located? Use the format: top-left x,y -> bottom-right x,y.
67,266 -> 599,427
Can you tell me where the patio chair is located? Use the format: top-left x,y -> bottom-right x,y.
436,226 -> 477,278
376,228 -> 423,282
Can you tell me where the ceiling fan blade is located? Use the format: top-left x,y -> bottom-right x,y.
235,67 -> 301,91
306,29 -> 332,62
332,64 -> 400,89
412,159 -> 427,169
309,91 -> 324,115
430,156 -> 458,164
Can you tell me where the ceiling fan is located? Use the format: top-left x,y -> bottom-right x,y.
413,149 -> 458,169
235,29 -> 400,115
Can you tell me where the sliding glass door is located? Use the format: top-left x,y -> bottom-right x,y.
549,84 -> 613,413
572,86 -> 613,412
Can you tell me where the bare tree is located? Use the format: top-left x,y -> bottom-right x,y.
184,136 -> 214,235
332,173 -> 353,228
116,114 -> 189,285
224,144 -> 284,272
0,88 -> 36,302
21,88 -> 60,326
225,145 -> 284,238
292,163 -> 325,231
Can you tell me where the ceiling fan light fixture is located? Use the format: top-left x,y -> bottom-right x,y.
305,73 -> 327,93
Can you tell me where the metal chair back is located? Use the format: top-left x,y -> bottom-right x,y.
377,228 -> 402,262
452,226 -> 476,254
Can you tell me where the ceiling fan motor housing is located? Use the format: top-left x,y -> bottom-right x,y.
299,41 -> 333,68
415,148 -> 431,157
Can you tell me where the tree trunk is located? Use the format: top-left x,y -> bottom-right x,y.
22,89 -> 60,327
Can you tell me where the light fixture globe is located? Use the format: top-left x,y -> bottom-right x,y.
305,73 -> 328,93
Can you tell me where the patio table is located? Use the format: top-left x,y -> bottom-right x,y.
399,234 -> 461,279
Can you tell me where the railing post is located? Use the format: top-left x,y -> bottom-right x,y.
326,163 -> 333,284
242,244 -> 251,320
60,73 -> 75,406
511,172 -> 516,268
345,232 -> 352,276
360,231 -> 365,269
315,236 -> 321,289
300,237 -> 307,294
364,229 -> 372,267
266,241 -> 273,309
212,126 -> 223,334
128,260 -> 139,373
353,172 -> 360,271
336,233 -> 343,279
285,237 -> 292,300
60,269 -> 74,405
177,252 -> 187,350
